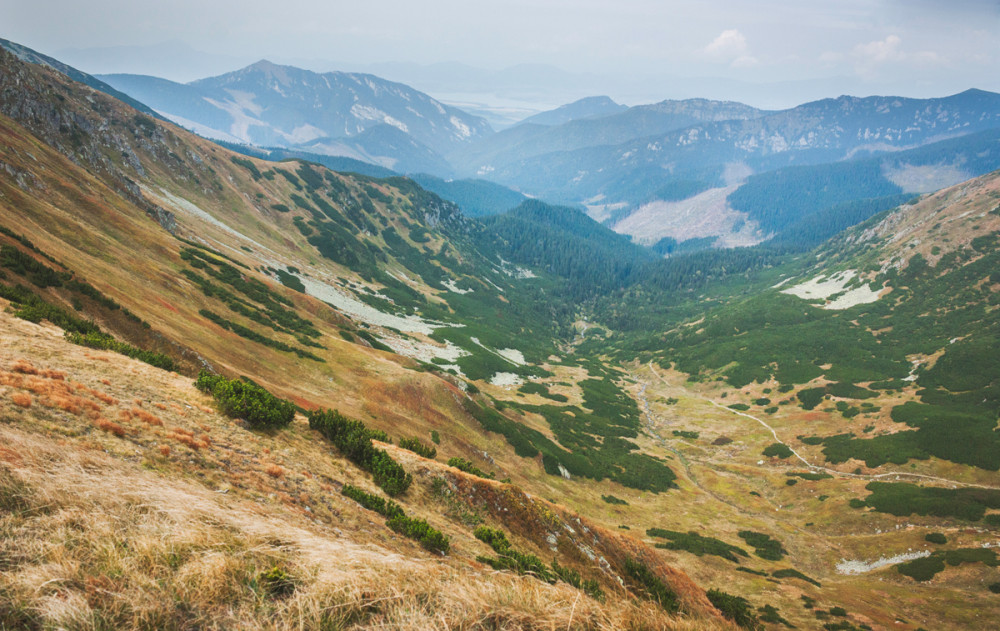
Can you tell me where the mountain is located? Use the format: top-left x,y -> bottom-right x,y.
476,90 -> 1000,208
408,174 -> 527,217
0,46 -> 734,629
99,60 -> 493,174
609,126 -> 1000,250
517,96 -> 628,126
449,97 -> 768,182
5,38 -> 1000,631
0,37 -> 159,118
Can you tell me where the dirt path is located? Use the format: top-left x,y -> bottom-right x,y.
642,362 -> 1000,491
634,381 -> 775,517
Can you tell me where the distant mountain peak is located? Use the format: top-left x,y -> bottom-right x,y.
518,95 -> 628,127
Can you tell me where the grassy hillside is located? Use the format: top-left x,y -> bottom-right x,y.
5,44 -> 1000,631
0,48 -> 741,629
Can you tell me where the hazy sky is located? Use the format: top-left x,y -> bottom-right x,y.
4,0 -> 1000,108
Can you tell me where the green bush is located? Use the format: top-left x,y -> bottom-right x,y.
308,408 -> 411,496
772,568 -> 821,586
763,443 -> 794,459
195,372 -> 295,429
551,559 -> 605,601
797,387 -> 826,410
601,494 -> 629,505
0,283 -> 98,334
447,457 -> 494,479
707,589 -> 761,630
859,482 -> 1000,521
758,604 -> 792,627
430,430 -> 441,444
738,531 -> 787,561
473,526 -> 552,581
647,529 -> 748,563
342,485 -> 448,553
65,331 -> 174,371
341,484 -> 404,519
787,471 -> 833,481
896,548 -> 1000,582
387,514 -> 450,554
672,430 -> 699,439
925,532 -> 947,545
623,557 -> 679,613
257,566 -> 294,598
399,437 -> 437,459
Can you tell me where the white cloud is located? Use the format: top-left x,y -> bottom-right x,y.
850,35 -> 944,79
702,29 -> 758,67
853,35 -> 904,65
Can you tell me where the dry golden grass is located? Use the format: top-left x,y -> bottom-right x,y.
9,392 -> 31,408
94,417 -> 126,437
10,358 -> 38,375
0,426 -> 730,631
132,407 -> 164,427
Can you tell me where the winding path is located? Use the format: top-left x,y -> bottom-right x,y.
642,362 -> 1000,491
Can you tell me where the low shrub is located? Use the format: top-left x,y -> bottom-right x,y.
623,557 -> 680,613
672,430 -> 699,439
342,485 -> 448,553
738,531 -> 787,561
772,568 -> 821,587
447,457 -> 494,479
647,528 -> 748,563
341,484 -> 404,519
65,331 -> 174,371
707,588 -> 761,630
257,566 -> 295,598
308,408 -> 411,496
601,494 -> 629,505
195,372 -> 295,429
762,443 -> 793,459
473,526 -> 551,581
399,436 -> 436,459
551,559 -> 604,602
387,514 -> 450,554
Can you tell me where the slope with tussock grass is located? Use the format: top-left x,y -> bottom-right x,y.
0,310 -> 731,630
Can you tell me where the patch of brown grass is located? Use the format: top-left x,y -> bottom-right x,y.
265,464 -> 285,478
159,445 -> 171,457
10,358 -> 38,375
91,389 -> 118,405
94,418 -> 126,438
9,392 -> 32,408
40,369 -> 66,380
50,394 -> 82,415
167,427 -> 209,451
132,407 -> 163,426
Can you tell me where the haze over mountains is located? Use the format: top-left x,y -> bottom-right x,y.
4,34 -> 1000,631
93,52 -> 1000,254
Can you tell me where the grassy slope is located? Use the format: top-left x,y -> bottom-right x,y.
5,48 -> 1000,630
0,312 -> 727,630
0,52 -> 730,629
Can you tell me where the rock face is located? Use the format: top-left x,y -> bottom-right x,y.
0,47 -> 184,231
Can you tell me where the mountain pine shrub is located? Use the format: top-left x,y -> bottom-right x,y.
195,372 -> 295,429
399,436 -> 436,459
308,408 -> 411,496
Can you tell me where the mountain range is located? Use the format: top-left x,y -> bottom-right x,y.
3,37 -> 1000,631
99,60 -> 492,174
94,53 -> 1000,255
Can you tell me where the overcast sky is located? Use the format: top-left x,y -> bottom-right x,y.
4,0 -> 1000,109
